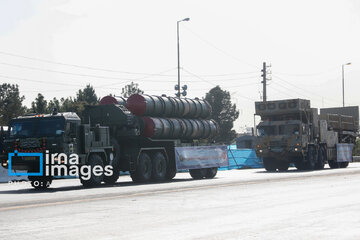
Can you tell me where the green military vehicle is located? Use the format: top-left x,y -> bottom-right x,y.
254,99 -> 358,171
1,94 -> 227,189
1,110 -> 113,188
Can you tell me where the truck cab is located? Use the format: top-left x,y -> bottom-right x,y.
1,111 -> 114,189
257,120 -> 303,151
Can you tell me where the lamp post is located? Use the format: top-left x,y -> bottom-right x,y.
177,17 -> 190,98
342,62 -> 351,107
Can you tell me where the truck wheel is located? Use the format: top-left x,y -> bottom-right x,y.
103,169 -> 120,185
263,158 -> 276,172
166,167 -> 176,180
277,161 -> 289,172
80,154 -> 104,187
295,158 -> 306,170
328,160 -> 339,169
103,139 -> 121,185
131,152 -> 152,182
339,162 -> 349,168
189,169 -> 207,179
205,167 -> 218,179
28,176 -> 52,189
304,146 -> 316,170
315,146 -> 326,170
151,152 -> 167,181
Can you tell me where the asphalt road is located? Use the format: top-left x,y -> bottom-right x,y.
1,164 -> 360,240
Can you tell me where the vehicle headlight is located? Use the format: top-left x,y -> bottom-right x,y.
294,148 -> 298,152
259,149 -> 263,153
2,160 -> 8,167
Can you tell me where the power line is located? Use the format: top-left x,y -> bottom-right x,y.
0,62 -> 137,81
272,74 -> 356,106
271,82 -> 312,99
0,74 -> 85,87
0,61 -> 261,85
183,26 -> 259,70
268,85 -> 300,99
144,82 -> 259,91
0,51 -> 175,76
182,67 -> 257,101
187,71 -> 260,77
272,66 -> 339,77
0,50 -> 260,78
270,81 -> 342,107
95,67 -> 177,88
21,88 -> 76,93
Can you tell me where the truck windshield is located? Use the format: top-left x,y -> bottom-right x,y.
9,118 -> 64,138
9,121 -> 35,138
257,126 -> 275,136
279,124 -> 300,135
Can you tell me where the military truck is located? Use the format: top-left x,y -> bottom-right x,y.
1,111 -> 113,188
83,94 -> 225,184
254,99 -> 358,171
1,94 -> 227,189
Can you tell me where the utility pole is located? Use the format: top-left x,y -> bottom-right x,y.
261,62 -> 271,102
342,62 -> 351,107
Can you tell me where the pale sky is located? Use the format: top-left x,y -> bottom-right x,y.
0,0 -> 360,131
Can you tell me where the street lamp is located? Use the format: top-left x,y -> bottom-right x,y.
342,62 -> 351,107
176,17 -> 190,98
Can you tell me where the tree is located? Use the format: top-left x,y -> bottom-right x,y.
72,85 -> 99,119
59,97 -> 76,112
31,93 -> 48,113
205,86 -> 239,144
121,82 -> 144,97
0,84 -> 26,125
47,97 -> 61,113
76,84 -> 98,104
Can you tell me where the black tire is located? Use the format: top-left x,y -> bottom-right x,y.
277,161 -> 289,172
328,160 -> 339,169
295,162 -> 305,170
304,146 -> 316,170
205,167 -> 218,179
166,166 -> 176,180
315,146 -> 326,170
295,158 -> 306,170
131,152 -> 152,183
103,138 -> 121,185
339,162 -> 349,168
103,169 -> 120,185
263,158 -> 276,172
151,152 -> 167,181
80,154 -> 104,187
28,176 -> 52,189
189,169 -> 207,179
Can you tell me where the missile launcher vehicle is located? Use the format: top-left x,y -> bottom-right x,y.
254,99 -> 358,171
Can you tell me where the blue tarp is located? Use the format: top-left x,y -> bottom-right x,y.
219,145 -> 263,170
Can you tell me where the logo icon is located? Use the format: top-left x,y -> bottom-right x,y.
8,150 -> 43,176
